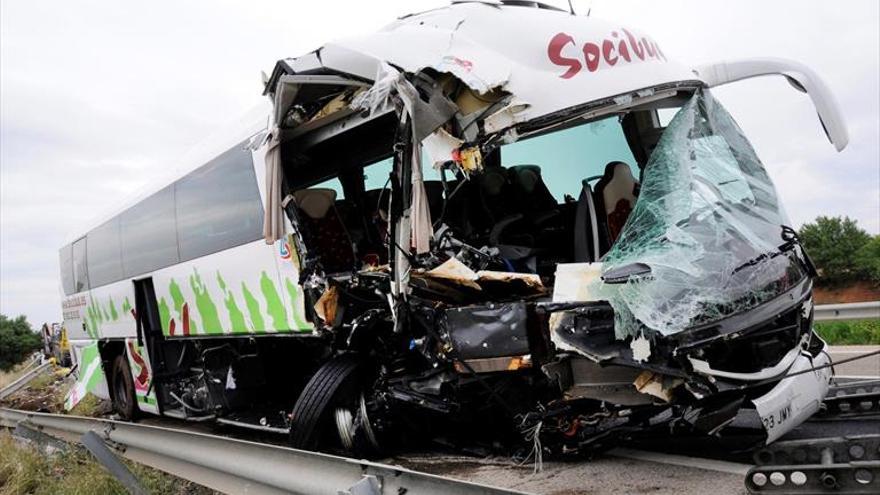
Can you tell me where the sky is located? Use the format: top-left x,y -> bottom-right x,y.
1,0 -> 878,326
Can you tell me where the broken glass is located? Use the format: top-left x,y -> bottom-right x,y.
596,90 -> 808,339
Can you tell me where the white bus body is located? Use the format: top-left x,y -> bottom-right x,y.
59,1 -> 846,453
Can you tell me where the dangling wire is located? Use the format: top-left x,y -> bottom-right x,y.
517,415 -> 544,473
749,349 -> 880,388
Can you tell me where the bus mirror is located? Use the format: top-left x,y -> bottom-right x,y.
693,58 -> 849,152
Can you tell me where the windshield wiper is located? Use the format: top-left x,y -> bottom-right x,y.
730,225 -> 817,276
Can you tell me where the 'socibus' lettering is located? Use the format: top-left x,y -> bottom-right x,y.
548,29 -> 666,79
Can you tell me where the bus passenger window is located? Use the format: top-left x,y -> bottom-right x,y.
87,217 -> 123,287
310,177 -> 345,199
72,237 -> 89,293
120,185 -> 178,277
175,144 -> 264,261
363,158 -> 392,192
59,244 -> 75,295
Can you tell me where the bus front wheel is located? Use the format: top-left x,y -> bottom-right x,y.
110,354 -> 139,420
289,354 -> 381,456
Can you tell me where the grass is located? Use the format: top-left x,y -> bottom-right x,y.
815,319 -> 880,345
24,373 -> 56,392
2,363 -> 111,416
2,364 -> 209,493
0,361 -> 38,390
0,432 -> 216,495
68,394 -> 108,417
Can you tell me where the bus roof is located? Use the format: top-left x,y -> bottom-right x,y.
283,1 -> 702,124
65,1 -> 703,245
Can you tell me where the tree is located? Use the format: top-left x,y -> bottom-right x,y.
0,314 -> 42,371
798,216 -> 871,286
855,235 -> 880,285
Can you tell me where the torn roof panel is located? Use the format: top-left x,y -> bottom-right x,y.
299,2 -> 702,126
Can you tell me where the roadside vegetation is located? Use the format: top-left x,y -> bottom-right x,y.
799,216 -> 880,287
1,364 -> 110,417
0,431 -> 216,495
0,362 -> 36,390
0,315 -> 41,372
815,319 -> 880,345
798,217 -> 879,345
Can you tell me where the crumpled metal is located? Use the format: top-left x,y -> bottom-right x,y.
352,63 -> 435,255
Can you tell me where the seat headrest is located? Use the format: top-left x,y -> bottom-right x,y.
510,165 -> 543,194
293,188 -> 337,219
480,167 -> 508,196
601,161 -> 638,213
605,161 -> 635,183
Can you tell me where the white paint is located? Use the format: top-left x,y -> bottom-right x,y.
325,2 -> 698,126
752,348 -> 832,443
696,58 -> 848,150
689,345 -> 803,381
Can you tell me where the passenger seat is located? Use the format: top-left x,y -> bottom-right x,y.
508,165 -> 558,217
292,188 -> 356,273
594,161 -> 639,246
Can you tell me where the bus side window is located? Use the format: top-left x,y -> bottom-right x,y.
72,237 -> 89,293
363,158 -> 392,191
59,244 -> 75,296
309,177 -> 345,199
87,217 -> 124,287
175,144 -> 264,261
119,185 -> 179,278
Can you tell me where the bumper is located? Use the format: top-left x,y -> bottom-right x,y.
751,346 -> 832,443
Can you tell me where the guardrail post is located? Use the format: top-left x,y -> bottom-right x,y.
81,430 -> 148,495
12,423 -> 69,454
344,475 -> 382,495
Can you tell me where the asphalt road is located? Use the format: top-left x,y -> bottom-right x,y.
399,345 -> 880,494
829,345 -> 880,377
395,452 -> 747,495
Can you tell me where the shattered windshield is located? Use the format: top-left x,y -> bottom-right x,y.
597,89 -> 807,339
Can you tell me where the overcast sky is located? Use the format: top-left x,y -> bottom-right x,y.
2,0 -> 878,326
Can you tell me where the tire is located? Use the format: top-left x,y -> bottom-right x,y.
289,354 -> 362,451
111,354 -> 138,420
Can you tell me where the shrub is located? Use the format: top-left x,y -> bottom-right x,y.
0,314 -> 41,371
854,235 -> 880,285
799,216 -> 872,287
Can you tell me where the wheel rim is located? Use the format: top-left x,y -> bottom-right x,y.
334,407 -> 355,450
334,392 -> 381,452
358,392 -> 381,451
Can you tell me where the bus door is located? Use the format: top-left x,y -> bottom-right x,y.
129,278 -> 162,414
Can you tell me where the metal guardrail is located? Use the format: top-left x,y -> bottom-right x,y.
0,408 -> 526,495
0,361 -> 51,401
746,434 -> 880,494
814,302 -> 880,322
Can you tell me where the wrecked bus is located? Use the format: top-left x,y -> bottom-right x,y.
59,1 -> 848,456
